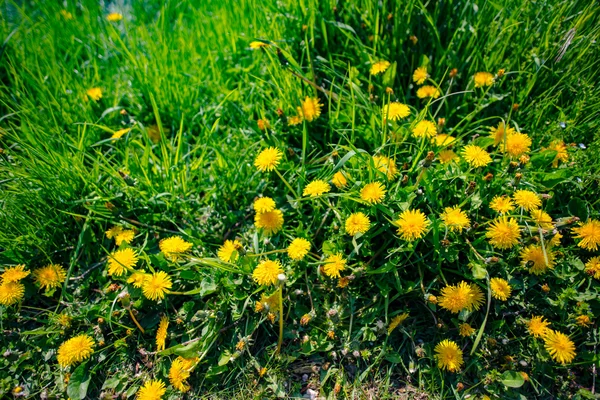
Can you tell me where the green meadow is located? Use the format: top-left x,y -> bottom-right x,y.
1,0 -> 599,398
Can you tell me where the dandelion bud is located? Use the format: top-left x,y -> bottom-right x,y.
302,24 -> 308,31
409,35 -> 418,45
257,119 -> 269,131
327,330 -> 336,339
385,87 -> 394,95
300,314 -> 311,326
450,68 -> 458,78
98,317 -> 105,324
428,295 -> 437,304
437,118 -> 446,128
514,172 -> 523,183
353,350 -> 360,358
512,103 -> 519,111
426,151 -> 435,162
334,382 -> 341,395
519,154 -> 530,164
541,283 -> 550,293
441,239 -> 450,247
120,109 -> 127,115
302,335 -> 309,344
487,338 -> 497,347
483,172 -> 494,182
497,68 -> 505,78
456,382 -> 465,391
105,202 -> 116,211
276,108 -> 284,116
387,13 -> 393,20
368,84 -> 374,93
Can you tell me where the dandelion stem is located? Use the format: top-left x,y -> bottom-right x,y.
274,169 -> 298,198
128,308 -> 145,334
276,285 -> 284,355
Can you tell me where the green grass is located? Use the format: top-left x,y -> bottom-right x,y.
1,0 -> 600,398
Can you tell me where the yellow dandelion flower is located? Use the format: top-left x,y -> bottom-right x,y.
1,265 -> 30,283
254,147 -> 282,172
462,145 -> 492,168
142,271 -> 173,301
255,292 -> 280,313
585,257 -> 600,279
489,122 -> 516,146
105,226 -> 123,239
434,340 -> 464,372
33,264 -> 66,290
56,334 -> 94,367
127,270 -> 148,288
521,245 -> 555,275
576,315 -> 592,327
169,357 -> 196,392
332,171 -> 349,189
548,232 -> 562,248
288,114 -> 303,126
459,323 -> 475,337
489,196 -> 515,214
254,209 -> 284,235
60,9 -> 73,20
548,139 -> 569,167
107,248 -> 138,276
253,197 -> 276,213
412,120 -> 437,138
440,206 -> 470,233
416,85 -> 441,99
486,217 -> 521,249
345,212 -> 371,236
106,12 -> 123,22
412,67 -> 428,85
56,313 -> 72,328
115,229 -> 135,245
112,128 -> 131,139
395,209 -> 429,241
501,132 -> 532,157
373,155 -> 398,180
530,209 -> 553,230
572,219 -> 600,251
360,182 -> 386,204
433,134 -> 456,147
438,149 -> 458,164
323,254 -> 346,278
382,102 -> 410,121
217,240 -> 242,263
156,316 -> 169,351
543,330 -> 576,364
159,236 -> 192,261
253,260 -> 283,286
527,315 -> 550,338
250,41 -> 269,49
490,278 -> 512,301
370,61 -> 391,75
300,97 -> 323,122
473,72 -> 494,88
136,380 -> 166,400
439,281 -> 484,313
287,238 -> 311,261
0,281 -> 25,306
387,313 -> 409,334
86,87 -> 102,101
513,190 -> 541,211
303,179 -> 331,197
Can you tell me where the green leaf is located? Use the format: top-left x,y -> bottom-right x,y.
568,197 -> 589,221
540,169 -> 571,188
501,371 -> 525,388
384,352 -> 402,363
530,150 -> 558,168
67,362 -> 91,400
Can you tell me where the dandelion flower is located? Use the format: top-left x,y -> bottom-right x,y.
57,334 -> 94,367
169,357 -> 196,392
288,114 -> 303,126
107,248 -> 138,276
462,145 -> 492,168
438,150 -> 458,164
527,315 -> 550,338
300,97 -> 322,122
106,12 -> 123,22
360,182 -> 386,204
115,229 -> 136,245
1,265 -> 30,283
572,219 -> 600,251
323,254 -> 347,278
287,238 -> 311,261
303,179 -> 331,197
489,122 -> 516,146
60,9 -> 73,20
112,128 -> 131,139
416,85 -> 441,99
412,120 -> 437,138
136,380 -> 166,400
501,132 -> 532,157
490,278 -> 512,301
585,257 -> 600,280
486,217 -> 521,249
473,72 -> 494,88
373,155 -> 398,180
576,315 -> 592,327
254,147 -> 282,172
0,281 -> 25,306
345,212 -> 371,236
156,316 -> 169,351
412,67 -> 428,85
250,41 -> 269,49
142,271 -> 172,301
513,190 -> 541,211
254,209 -> 284,235
33,264 -> 67,290
440,206 -> 470,233
105,226 -> 123,239
548,139 -> 569,167
543,330 -> 576,364
459,323 -> 475,337
395,209 -> 429,241
387,313 -> 409,334
434,340 -> 464,372
159,236 -> 192,261
530,209 -> 553,230
370,61 -> 391,75
253,260 -> 283,286
217,240 -> 243,263
332,171 -> 349,188
253,197 -> 276,213
127,270 -> 148,288
382,102 -> 410,121
86,87 -> 102,101
521,245 -> 554,275
56,313 -> 72,328
439,281 -> 484,313
433,134 -> 456,147
489,196 -> 515,214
